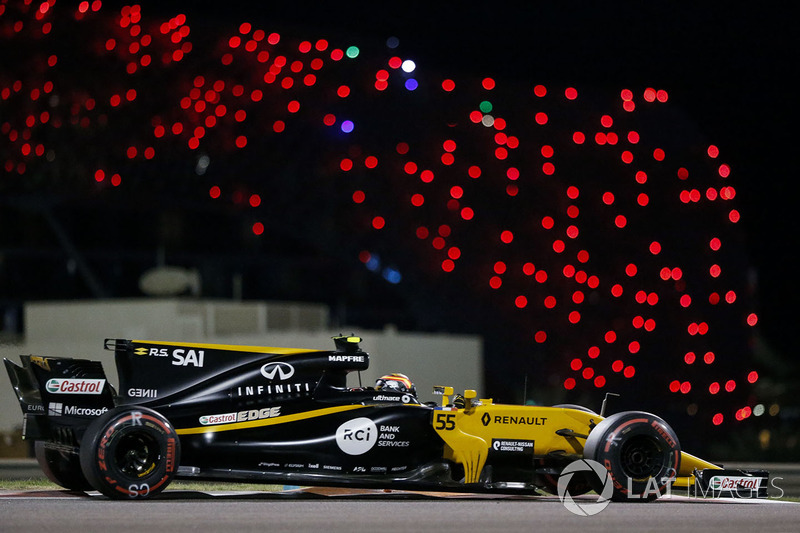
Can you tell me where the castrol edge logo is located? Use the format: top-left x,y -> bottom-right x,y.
709,475 -> 762,490
45,378 -> 105,395
199,406 -> 282,426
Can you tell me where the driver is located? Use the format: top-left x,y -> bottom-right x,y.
374,372 -> 416,396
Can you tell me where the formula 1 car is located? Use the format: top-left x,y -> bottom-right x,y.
4,335 -> 769,500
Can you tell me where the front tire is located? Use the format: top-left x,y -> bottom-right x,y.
583,411 -> 680,502
79,406 -> 180,499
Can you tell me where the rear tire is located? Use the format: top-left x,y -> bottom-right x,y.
79,406 -> 180,499
583,411 -> 680,502
35,440 -> 93,491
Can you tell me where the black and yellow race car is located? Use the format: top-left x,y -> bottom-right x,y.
4,335 -> 768,500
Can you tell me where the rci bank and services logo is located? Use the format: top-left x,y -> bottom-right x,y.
557,459 -> 614,516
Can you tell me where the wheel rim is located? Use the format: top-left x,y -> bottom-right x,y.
619,435 -> 664,479
114,432 -> 160,478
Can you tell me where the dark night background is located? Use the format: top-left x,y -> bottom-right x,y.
1,1 -> 796,459
161,0 -> 794,357
288,1 -> 796,346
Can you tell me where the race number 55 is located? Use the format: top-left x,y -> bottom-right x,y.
434,412 -> 456,431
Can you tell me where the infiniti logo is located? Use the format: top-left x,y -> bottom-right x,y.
260,362 -> 295,381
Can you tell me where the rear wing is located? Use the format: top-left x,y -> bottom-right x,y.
4,357 -> 46,426
3,355 -> 115,441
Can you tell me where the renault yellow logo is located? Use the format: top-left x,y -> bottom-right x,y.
134,348 -> 148,355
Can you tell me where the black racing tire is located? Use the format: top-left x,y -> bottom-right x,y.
79,406 -> 180,499
583,411 -> 680,502
35,440 -> 94,492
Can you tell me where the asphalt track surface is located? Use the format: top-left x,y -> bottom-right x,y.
1,487 -> 798,533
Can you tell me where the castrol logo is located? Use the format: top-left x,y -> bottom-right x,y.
709,476 -> 762,490
45,378 -> 105,395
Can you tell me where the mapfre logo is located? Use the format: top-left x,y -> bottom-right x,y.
260,362 -> 295,381
335,417 -> 378,455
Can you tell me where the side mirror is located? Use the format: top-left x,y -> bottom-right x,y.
464,389 -> 477,410
433,385 -> 455,407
